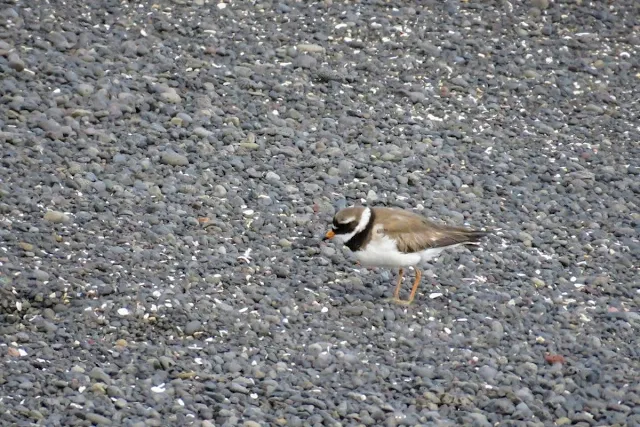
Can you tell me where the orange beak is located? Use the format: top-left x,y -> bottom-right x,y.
323,230 -> 336,241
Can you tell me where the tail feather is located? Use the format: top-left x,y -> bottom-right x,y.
459,230 -> 490,253
463,230 -> 490,244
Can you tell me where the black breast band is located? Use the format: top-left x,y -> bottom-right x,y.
345,209 -> 375,252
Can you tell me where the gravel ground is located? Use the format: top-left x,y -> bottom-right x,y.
1,0 -> 639,426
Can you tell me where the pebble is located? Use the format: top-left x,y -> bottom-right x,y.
160,89 -> 182,104
85,413 -> 112,425
76,83 -> 94,96
478,365 -> 498,382
88,367 -> 111,384
161,151 -> 189,166
185,320 -> 202,335
43,210 -> 70,223
294,54 -> 317,69
8,53 -> 25,71
214,185 -> 227,197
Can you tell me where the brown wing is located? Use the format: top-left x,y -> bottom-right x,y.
373,207 -> 488,253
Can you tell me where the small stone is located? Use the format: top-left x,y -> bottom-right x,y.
279,239 -> 292,248
71,109 -> 93,117
532,278 -> 545,288
88,367 -> 111,383
518,231 -> 533,241
515,387 -> 534,402
19,242 -> 34,251
294,54 -> 317,69
337,160 -> 353,174
7,347 -> 21,357
85,413 -> 112,425
491,398 -> 515,414
491,320 -> 504,335
8,53 -> 25,71
265,171 -> 280,181
76,83 -> 95,96
90,383 -> 106,394
229,382 -> 249,394
44,210 -> 70,223
555,417 -> 571,426
225,361 -> 243,374
531,0 -> 549,9
213,185 -> 227,197
161,151 -> 189,166
160,90 -> 182,104
478,365 -> 498,382
158,356 -> 175,369
194,127 -> 213,138
467,413 -> 490,426
584,104 -> 604,114
185,320 -> 202,335
32,269 -> 49,281
313,351 -> 333,369
234,66 -> 253,77
106,386 -> 124,397
297,43 -> 325,54
239,142 -> 259,150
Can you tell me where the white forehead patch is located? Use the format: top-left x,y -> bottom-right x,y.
338,216 -> 356,224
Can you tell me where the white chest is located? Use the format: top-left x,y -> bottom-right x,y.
353,236 -> 446,267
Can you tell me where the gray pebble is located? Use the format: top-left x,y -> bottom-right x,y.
43,210 -> 70,223
185,320 -> 202,335
88,367 -> 111,384
161,151 -> 189,166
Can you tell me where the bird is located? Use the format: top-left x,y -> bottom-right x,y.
322,205 -> 489,305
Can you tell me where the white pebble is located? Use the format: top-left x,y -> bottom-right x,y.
321,307 -> 328,313
429,292 -> 443,299
151,384 -> 166,393
117,308 -> 130,316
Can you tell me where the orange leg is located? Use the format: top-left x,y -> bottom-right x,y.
407,269 -> 422,304
390,268 -> 422,305
392,268 -> 404,299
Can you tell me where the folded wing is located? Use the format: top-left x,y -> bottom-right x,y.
375,208 -> 488,254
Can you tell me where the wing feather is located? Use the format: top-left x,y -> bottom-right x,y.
374,208 -> 487,253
